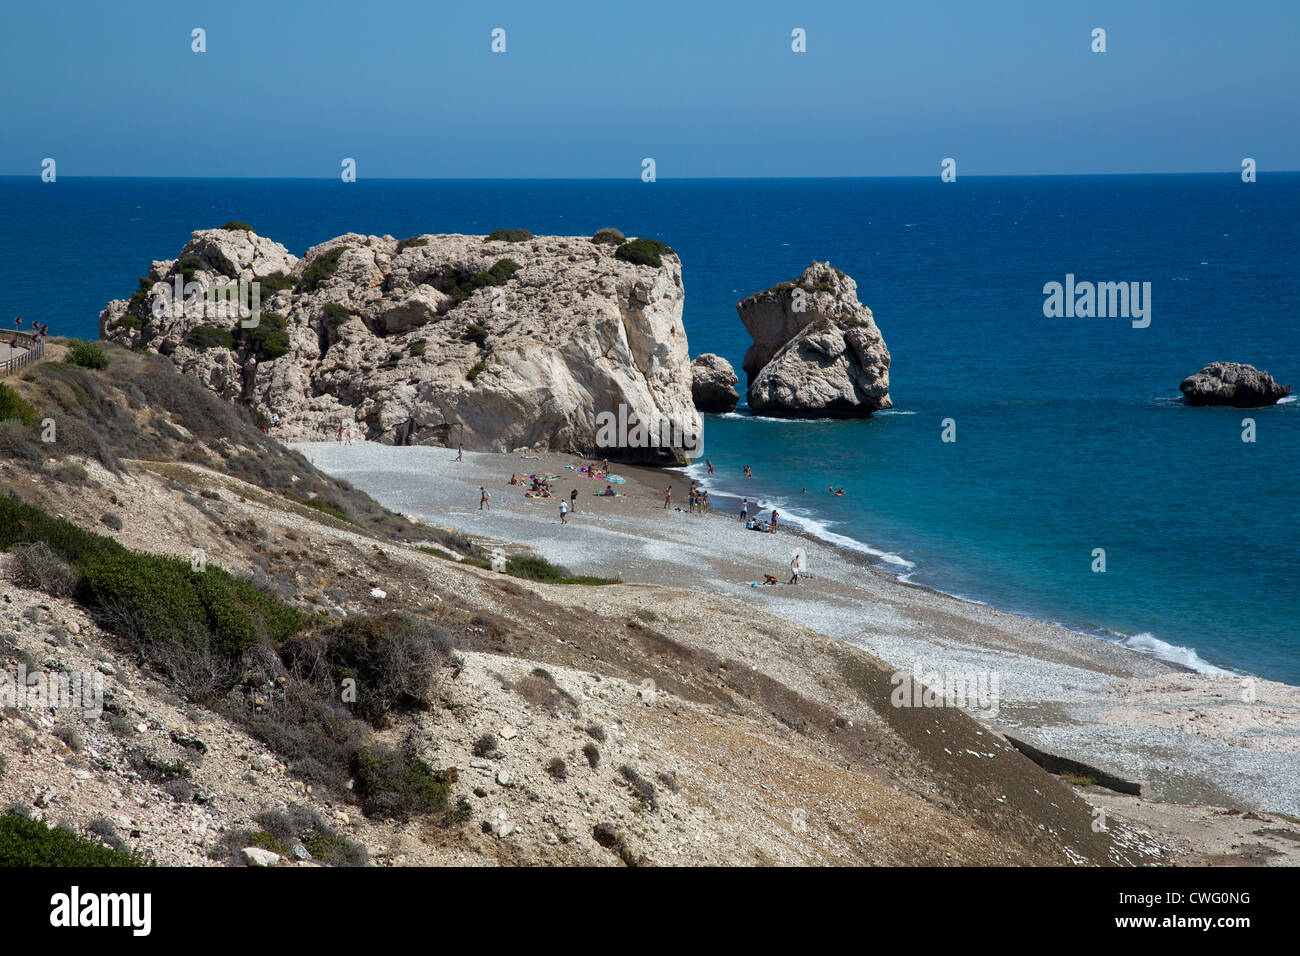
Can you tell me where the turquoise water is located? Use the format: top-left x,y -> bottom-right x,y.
1,174 -> 1295,680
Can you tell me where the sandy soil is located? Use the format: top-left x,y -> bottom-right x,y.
295,441 -> 1300,821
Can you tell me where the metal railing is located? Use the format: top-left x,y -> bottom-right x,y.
0,330 -> 45,377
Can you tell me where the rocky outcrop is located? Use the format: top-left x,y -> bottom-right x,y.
99,227 -> 700,464
690,353 -> 739,413
1179,362 -> 1293,408
737,262 -> 891,418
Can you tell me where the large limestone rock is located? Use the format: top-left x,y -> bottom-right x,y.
1179,362 -> 1293,407
100,228 -> 700,464
690,353 -> 739,413
737,262 -> 891,418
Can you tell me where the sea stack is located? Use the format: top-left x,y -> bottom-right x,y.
1179,362 -> 1293,407
99,227 -> 701,465
736,262 -> 891,418
690,353 -> 739,413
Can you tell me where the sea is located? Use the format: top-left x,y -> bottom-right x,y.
1,174 -> 1296,682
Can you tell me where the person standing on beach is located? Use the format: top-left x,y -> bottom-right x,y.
480,487 -> 491,511
706,459 -> 714,475
740,498 -> 749,521
569,488 -> 578,514
337,424 -> 344,443
559,500 -> 568,524
789,555 -> 800,585
663,486 -> 672,509
457,444 -> 463,462
771,509 -> 779,531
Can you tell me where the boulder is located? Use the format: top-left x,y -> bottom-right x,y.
737,262 -> 891,418
99,229 -> 701,465
690,353 -> 739,412
1179,362 -> 1293,407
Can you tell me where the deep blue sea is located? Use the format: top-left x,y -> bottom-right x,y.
2,175 -> 1296,682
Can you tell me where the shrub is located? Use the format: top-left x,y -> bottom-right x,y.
395,236 -> 429,253
504,554 -> 617,586
176,253 -> 208,281
466,360 -> 487,382
298,247 -> 349,293
547,757 -> 567,780
583,742 -> 600,767
294,496 -> 356,525
464,323 -> 489,345
485,229 -> 532,242
186,325 -> 236,351
584,723 -> 606,742
100,513 -> 123,531
53,726 -> 84,752
278,613 -> 455,728
321,302 -> 351,330
615,238 -> 674,268
0,811 -> 146,866
0,498 -> 301,698
0,384 -> 38,426
57,461 -> 89,484
472,734 -> 498,758
243,311 -> 290,361
591,228 -> 625,245
13,541 -> 84,597
256,272 -> 295,296
348,745 -> 456,821
436,258 -> 521,308
408,340 -> 426,357
511,668 -> 577,714
63,340 -> 111,370
618,764 -> 658,810
219,221 -> 255,232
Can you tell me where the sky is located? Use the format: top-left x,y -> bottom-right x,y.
0,0 -> 1296,178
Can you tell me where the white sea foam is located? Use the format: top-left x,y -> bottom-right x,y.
1114,632 -> 1237,677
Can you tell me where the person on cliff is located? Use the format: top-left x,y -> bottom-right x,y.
480,487 -> 491,511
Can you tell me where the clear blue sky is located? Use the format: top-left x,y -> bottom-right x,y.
2,0 -> 1296,178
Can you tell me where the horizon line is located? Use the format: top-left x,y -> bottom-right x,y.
2,170 -> 1296,182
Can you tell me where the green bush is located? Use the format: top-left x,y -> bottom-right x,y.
464,323 -> 489,345
321,302 -> 351,329
256,272 -> 295,296
505,554 -> 617,586
436,258 -> 522,309
176,253 -> 208,281
466,360 -> 487,382
219,221 -> 255,232
0,383 -> 38,426
186,325 -> 237,351
298,247 -> 349,293
396,236 -> 429,253
408,341 -> 426,357
0,497 -> 301,691
0,811 -> 146,866
244,311 -> 290,361
349,746 -> 456,821
592,228 -> 625,245
615,238 -> 674,268
484,229 -> 532,243
64,339 -> 111,370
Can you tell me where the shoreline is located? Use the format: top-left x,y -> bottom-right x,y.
293,441 -> 1300,818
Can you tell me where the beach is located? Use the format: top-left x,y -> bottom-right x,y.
294,441 -> 1300,821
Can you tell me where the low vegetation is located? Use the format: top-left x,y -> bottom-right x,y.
591,228 -> 625,245
484,228 -> 533,243
0,810 -> 147,866
615,237 -> 674,268
349,744 -> 457,821
219,221 -> 255,232
436,258 -> 522,309
0,383 -> 38,426
298,247 -> 349,293
63,339 -> 111,370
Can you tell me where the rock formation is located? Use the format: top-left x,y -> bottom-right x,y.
690,353 -> 739,413
736,262 -> 891,418
100,227 -> 701,464
1179,362 -> 1293,407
